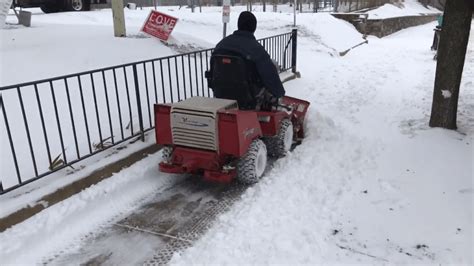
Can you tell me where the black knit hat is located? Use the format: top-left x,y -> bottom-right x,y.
238,11 -> 257,33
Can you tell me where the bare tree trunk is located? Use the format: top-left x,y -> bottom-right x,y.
429,0 -> 472,129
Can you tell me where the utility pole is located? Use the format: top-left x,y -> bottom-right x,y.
293,0 -> 296,27
111,0 -> 126,37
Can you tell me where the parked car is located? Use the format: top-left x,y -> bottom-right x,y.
12,0 -> 103,13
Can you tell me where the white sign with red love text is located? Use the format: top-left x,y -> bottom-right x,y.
141,10 -> 178,41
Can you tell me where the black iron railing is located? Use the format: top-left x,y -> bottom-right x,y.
299,0 -> 338,13
0,29 -> 297,194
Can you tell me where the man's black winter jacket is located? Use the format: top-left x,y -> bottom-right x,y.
213,30 -> 286,98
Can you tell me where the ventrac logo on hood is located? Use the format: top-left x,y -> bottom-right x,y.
179,116 -> 209,127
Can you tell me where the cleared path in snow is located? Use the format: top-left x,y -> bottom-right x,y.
41,155 -> 283,264
41,178 -> 246,265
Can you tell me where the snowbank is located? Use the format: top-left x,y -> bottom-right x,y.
368,0 -> 440,19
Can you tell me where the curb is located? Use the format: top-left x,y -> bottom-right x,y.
0,144 -> 161,233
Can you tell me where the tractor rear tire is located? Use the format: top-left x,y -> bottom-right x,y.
236,139 -> 267,184
265,119 -> 293,157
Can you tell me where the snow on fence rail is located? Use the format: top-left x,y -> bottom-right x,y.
0,30 -> 297,194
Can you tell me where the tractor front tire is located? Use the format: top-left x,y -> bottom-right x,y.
265,119 -> 294,157
236,139 -> 267,184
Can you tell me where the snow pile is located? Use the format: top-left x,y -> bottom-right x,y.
0,151 -> 182,264
368,0 -> 440,19
297,13 -> 364,52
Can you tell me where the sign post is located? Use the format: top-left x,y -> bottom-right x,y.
141,10 -> 178,42
293,0 -> 296,27
222,0 -> 230,38
112,0 -> 126,37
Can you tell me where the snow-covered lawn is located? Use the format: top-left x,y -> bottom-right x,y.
367,0 -> 440,19
1,2 -> 472,265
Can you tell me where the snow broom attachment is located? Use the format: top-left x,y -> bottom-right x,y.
280,96 -> 310,140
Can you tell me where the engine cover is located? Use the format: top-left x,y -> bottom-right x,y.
170,97 -> 238,151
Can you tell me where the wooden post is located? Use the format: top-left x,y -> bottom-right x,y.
112,0 -> 126,37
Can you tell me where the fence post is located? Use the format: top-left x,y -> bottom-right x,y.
291,29 -> 298,73
132,65 -> 145,142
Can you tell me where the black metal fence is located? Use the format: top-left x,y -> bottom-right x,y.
0,30 -> 297,194
299,0 -> 337,13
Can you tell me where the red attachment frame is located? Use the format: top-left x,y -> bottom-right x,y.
281,96 -> 310,139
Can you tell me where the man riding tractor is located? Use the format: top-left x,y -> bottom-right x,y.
207,11 -> 285,111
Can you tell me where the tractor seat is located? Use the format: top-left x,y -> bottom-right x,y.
205,53 -> 263,110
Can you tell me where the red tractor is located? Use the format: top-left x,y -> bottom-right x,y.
154,95 -> 309,184
154,54 -> 309,184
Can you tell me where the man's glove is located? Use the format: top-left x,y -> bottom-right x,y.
263,91 -> 278,105
269,95 -> 280,106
